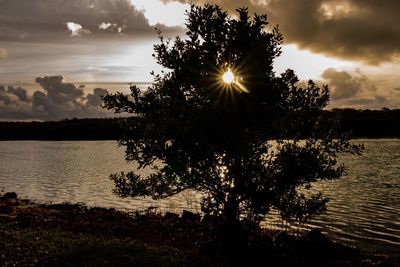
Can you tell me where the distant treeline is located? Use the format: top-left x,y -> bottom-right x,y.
0,118 -> 124,140
0,108 -> 400,140
328,108 -> 400,138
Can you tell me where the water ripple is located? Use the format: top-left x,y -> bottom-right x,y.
0,140 -> 399,256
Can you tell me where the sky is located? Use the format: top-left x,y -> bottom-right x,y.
0,0 -> 399,120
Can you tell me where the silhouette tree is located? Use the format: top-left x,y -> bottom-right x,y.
102,4 -> 361,226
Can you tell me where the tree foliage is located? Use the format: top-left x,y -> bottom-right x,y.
102,4 -> 361,224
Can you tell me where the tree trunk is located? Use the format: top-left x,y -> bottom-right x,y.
224,192 -> 239,225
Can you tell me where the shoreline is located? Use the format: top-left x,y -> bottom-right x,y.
1,192 -> 398,266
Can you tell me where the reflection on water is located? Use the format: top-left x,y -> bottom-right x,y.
0,140 -> 399,256
0,141 -> 201,212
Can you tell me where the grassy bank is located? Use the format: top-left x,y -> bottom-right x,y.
0,194 -> 398,266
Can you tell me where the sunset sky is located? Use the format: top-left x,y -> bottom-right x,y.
1,0 -> 399,120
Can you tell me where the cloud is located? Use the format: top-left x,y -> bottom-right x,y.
86,88 -> 108,107
0,0 -> 183,43
99,23 -> 113,30
0,76 -> 113,120
99,22 -> 123,33
0,85 -> 32,119
266,0 -> 400,64
320,68 -> 397,109
164,0 -> 400,64
0,48 -> 7,59
322,68 -> 378,100
322,68 -> 361,100
66,22 -> 91,37
337,96 -> 392,110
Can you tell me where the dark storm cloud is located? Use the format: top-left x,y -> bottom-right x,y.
0,0 -> 183,43
164,0 -> 400,64
265,0 -> 400,64
0,76 -> 112,120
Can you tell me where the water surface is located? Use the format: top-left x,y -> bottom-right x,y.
0,140 -> 399,255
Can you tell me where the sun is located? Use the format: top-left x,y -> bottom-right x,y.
222,69 -> 235,84
218,67 -> 249,93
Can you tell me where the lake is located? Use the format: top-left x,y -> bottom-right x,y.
0,140 -> 399,256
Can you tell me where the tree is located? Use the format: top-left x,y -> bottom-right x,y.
102,4 -> 361,226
